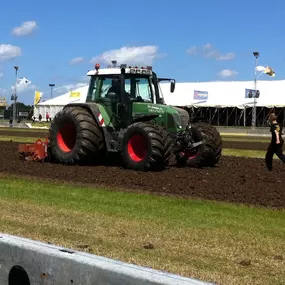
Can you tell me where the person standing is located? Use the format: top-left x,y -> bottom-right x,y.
265,113 -> 285,171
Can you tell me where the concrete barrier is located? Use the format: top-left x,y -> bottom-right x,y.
0,234 -> 215,285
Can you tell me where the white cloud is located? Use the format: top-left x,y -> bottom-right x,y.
12,79 -> 36,93
186,46 -> 197,55
12,21 -> 38,36
203,43 -> 212,50
205,50 -> 220,58
70,57 -> 84,65
218,69 -> 238,78
186,43 -> 235,61
0,81 -> 36,102
217,52 -> 235,60
0,44 -> 22,61
204,50 -> 235,60
90,45 -> 160,66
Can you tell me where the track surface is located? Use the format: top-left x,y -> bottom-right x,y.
0,130 -> 48,138
222,141 -> 269,151
3,141 -> 285,208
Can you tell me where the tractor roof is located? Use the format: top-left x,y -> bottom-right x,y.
87,64 -> 153,76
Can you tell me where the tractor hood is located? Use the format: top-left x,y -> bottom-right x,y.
132,102 -> 190,129
170,106 -> 190,128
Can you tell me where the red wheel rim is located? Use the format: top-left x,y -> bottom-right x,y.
186,150 -> 198,160
57,122 -> 76,152
127,134 -> 148,162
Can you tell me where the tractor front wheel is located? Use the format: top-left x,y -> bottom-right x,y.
176,125 -> 205,167
192,122 -> 222,167
49,106 -> 105,165
121,122 -> 171,171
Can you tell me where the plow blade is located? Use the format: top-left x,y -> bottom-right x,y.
18,138 -> 49,162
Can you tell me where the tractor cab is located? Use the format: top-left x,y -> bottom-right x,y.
85,62 -> 182,132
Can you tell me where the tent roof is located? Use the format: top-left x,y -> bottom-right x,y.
38,85 -> 89,106
37,79 -> 285,108
160,80 -> 285,108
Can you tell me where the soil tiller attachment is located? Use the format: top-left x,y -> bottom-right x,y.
18,138 -> 49,162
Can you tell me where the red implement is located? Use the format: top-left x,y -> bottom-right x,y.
18,138 -> 49,162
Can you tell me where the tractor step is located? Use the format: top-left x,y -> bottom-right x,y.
18,138 -> 49,162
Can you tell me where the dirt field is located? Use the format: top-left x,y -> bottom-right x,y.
2,141 -> 285,209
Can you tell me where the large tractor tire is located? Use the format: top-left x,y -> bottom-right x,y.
49,106 -> 105,165
192,122 -> 222,167
121,122 -> 171,171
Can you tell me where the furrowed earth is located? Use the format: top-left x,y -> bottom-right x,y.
1,130 -> 285,209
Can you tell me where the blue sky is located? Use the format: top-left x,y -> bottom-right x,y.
0,0 -> 284,104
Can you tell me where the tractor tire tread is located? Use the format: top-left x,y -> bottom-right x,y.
49,106 -> 105,165
192,122 -> 222,167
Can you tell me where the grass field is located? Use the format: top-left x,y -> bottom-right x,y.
0,127 -> 284,284
0,176 -> 284,285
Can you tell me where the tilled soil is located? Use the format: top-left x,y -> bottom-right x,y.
2,141 -> 285,209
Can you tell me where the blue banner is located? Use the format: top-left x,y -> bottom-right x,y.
245,88 -> 260,98
194,90 -> 208,100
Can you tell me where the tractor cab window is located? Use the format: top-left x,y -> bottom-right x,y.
135,78 -> 152,103
86,75 -> 153,103
127,76 -> 153,103
86,76 -> 130,103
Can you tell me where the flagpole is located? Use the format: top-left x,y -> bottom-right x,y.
252,52 -> 259,129
12,66 -> 19,126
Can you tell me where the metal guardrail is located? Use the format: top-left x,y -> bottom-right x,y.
0,234 -> 215,285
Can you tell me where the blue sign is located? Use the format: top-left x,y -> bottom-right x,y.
194,90 -> 208,100
245,88 -> 260,98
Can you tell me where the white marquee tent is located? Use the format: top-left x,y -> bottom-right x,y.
160,80 -> 285,108
34,79 -> 285,120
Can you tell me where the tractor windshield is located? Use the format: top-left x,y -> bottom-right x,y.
86,74 -> 154,103
125,75 -> 153,103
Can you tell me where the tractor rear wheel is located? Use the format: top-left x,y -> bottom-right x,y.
121,122 -> 171,171
192,122 -> 222,167
49,106 -> 105,165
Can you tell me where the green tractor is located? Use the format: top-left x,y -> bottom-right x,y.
19,63 -> 222,171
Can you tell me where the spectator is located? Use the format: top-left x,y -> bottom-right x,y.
46,112 -> 50,122
265,113 -> 285,170
39,114 -> 42,122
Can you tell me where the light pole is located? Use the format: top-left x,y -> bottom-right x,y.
49,83 -> 55,99
11,66 -> 19,126
251,51 -> 259,129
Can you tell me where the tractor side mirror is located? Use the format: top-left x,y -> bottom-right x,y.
170,81 -> 175,93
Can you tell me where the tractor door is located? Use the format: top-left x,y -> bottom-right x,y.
87,75 -> 132,128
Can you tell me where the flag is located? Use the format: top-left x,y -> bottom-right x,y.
34,90 -> 42,105
263,66 -> 275,77
17,77 -> 31,85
